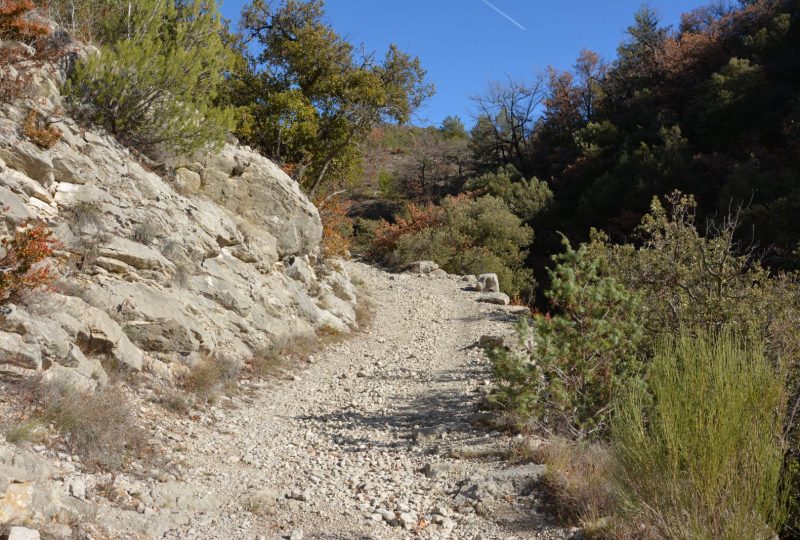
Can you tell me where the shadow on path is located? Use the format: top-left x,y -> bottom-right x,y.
300,366 -> 486,451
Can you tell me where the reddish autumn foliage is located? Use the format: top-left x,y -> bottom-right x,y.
280,162 -> 299,179
22,109 -> 61,148
0,221 -> 59,304
0,0 -> 48,41
0,0 -> 52,101
313,193 -> 354,259
369,202 -> 443,259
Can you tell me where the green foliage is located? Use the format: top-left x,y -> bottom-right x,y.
786,459 -> 800,538
377,169 -> 398,200
615,6 -> 667,83
613,330 -> 789,540
459,0 -> 800,531
491,238 -> 643,438
469,114 -> 505,173
463,164 -> 553,220
588,192 -> 800,367
231,0 -> 433,193
699,57 -> 771,146
439,115 -> 468,140
573,120 -> 620,160
592,193 -> 800,532
464,1 -> 800,272
65,0 -> 236,157
576,125 -> 693,231
708,57 -> 765,110
385,195 -> 534,298
493,191 -> 800,442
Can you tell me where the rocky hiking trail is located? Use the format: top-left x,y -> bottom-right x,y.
118,263 -> 569,540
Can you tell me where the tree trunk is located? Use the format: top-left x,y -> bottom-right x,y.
308,131 -> 356,196
308,156 -> 334,197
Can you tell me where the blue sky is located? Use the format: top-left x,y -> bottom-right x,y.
220,0 -> 709,127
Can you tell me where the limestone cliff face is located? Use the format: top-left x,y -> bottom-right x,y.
0,61 -> 359,389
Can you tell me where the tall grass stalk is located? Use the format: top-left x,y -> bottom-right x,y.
612,330 -> 788,540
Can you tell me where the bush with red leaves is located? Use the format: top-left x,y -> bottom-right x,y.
0,0 -> 49,41
0,0 -> 52,101
313,193 -> 354,259
0,220 -> 58,305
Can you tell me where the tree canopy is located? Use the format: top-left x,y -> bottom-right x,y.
229,0 -> 433,194
467,0 -> 800,273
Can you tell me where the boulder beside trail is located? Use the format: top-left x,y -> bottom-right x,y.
477,292 -> 511,306
476,273 -> 500,293
404,260 -> 440,274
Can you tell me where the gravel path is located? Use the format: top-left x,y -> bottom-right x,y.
140,263 -> 568,540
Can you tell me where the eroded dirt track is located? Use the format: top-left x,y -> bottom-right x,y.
125,263 -> 568,540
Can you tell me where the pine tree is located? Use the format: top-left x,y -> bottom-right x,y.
66,0 -> 235,158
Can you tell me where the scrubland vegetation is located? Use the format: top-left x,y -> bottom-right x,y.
350,0 -> 800,536
3,0 -> 800,536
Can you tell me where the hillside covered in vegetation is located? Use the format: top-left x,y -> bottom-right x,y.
356,1 -> 800,537
2,0 -> 800,538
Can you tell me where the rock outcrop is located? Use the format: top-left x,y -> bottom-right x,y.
0,30 -> 366,537
0,56 -> 360,387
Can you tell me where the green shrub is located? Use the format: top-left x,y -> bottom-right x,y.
378,169 -> 398,199
785,460 -> 800,538
591,192 -> 800,455
463,164 -> 553,220
387,195 -> 535,298
613,330 -> 789,540
490,238 -> 644,438
587,192 -> 800,349
492,191 -> 800,443
65,0 -> 235,157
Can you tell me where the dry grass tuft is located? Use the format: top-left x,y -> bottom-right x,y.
159,389 -> 193,414
355,295 -> 376,330
172,262 -> 193,289
63,201 -> 104,231
37,382 -> 147,469
67,231 -> 109,273
3,379 -> 148,469
248,334 -> 320,379
132,222 -> 160,245
509,436 -> 544,463
536,438 -> 618,535
249,342 -> 288,379
4,418 -> 48,444
244,489 -> 280,516
183,353 -> 241,403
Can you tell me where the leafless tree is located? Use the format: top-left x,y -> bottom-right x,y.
471,73 -> 546,178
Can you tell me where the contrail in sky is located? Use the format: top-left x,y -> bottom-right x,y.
481,0 -> 526,31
